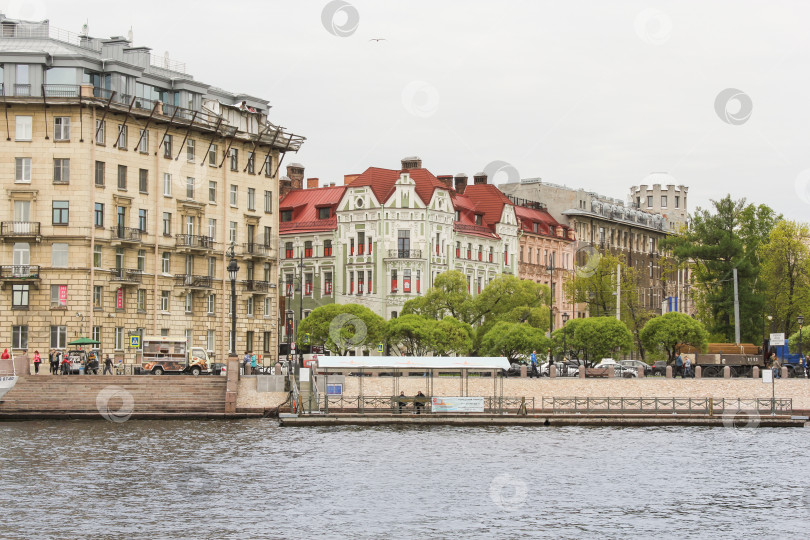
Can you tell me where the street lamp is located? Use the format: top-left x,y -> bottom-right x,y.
798,315 -> 804,359
226,244 -> 239,354
561,312 -> 570,361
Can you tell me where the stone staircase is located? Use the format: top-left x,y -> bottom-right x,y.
0,375 -> 228,418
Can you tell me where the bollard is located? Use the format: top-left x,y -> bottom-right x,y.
666,366 -> 673,378
637,366 -> 645,378
752,366 -> 759,379
579,367 -> 586,379
520,365 -> 527,378
723,366 -> 731,379
695,365 -> 702,379
550,365 -> 556,378
275,362 -> 281,376
781,366 -> 788,379
607,365 -> 615,378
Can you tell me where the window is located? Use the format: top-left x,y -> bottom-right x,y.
247,188 -> 256,211
349,271 -> 354,294
305,241 -> 313,258
305,273 -> 313,296
264,155 -> 272,177
207,330 -> 215,351
264,227 -> 272,247
357,232 -> 365,255
415,270 -> 419,293
138,209 -> 147,232
137,250 -> 146,272
467,243 -> 472,259
230,185 -> 238,206
208,257 -> 216,277
404,270 -> 411,293
456,242 -> 461,258
50,326 -> 67,349
186,177 -> 195,199
12,326 -> 28,349
50,285 -> 68,308
208,144 -> 218,166
647,195 -> 653,207
118,165 -> 127,190
114,327 -> 124,350
285,274 -> 294,296
138,129 -> 148,153
54,117 -> 70,141
93,245 -> 102,268
15,116 -> 32,140
318,207 -> 330,219
661,195 -> 667,208
350,238 -> 354,256
161,291 -> 170,311
675,195 -> 680,208
93,285 -> 103,309
139,169 -> 148,193
52,158 -> 70,184
397,230 -> 410,257
185,293 -> 193,313
245,330 -> 254,352
324,239 -> 333,257
12,284 -> 29,309
208,219 -> 217,241
368,270 -> 373,293
263,297 -> 271,318
162,213 -> 172,236
52,243 -> 68,267
117,125 -> 127,148
229,222 -> 237,243
281,210 -> 292,222
163,173 -> 172,197
95,161 -> 105,187
285,242 -> 294,259
187,139 -> 195,162
229,148 -> 238,171
209,181 -> 217,203
207,294 -> 216,314
52,201 -> 69,225
263,332 -> 271,353
96,119 -> 105,144
163,134 -> 173,158
92,326 -> 101,347
94,203 -> 104,227
136,289 -> 146,311
247,152 -> 255,174
391,270 -> 398,292
246,296 -> 254,317
15,157 -> 31,183
325,272 -> 333,295
161,252 -> 171,274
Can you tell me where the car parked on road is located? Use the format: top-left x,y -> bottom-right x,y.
593,361 -> 638,378
651,361 -> 668,376
619,359 -> 652,376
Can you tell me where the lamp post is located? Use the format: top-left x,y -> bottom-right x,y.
226,244 -> 239,355
798,315 -> 804,359
562,312 -> 570,361
546,253 -> 556,334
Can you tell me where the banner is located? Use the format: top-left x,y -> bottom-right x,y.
431,396 -> 485,413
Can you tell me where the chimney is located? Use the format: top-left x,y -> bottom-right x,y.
279,177 -> 293,199
401,156 -> 422,170
287,163 -> 304,190
307,177 -> 319,189
437,175 -> 453,190
473,171 -> 487,185
454,173 -> 468,195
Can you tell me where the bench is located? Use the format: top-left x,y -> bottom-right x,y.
391,396 -> 430,412
585,368 -> 611,378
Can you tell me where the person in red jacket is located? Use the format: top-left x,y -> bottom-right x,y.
33,350 -> 41,374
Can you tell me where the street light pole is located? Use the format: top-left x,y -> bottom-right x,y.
562,312 -> 570,361
227,244 -> 239,355
547,253 -> 555,334
798,315 -> 804,359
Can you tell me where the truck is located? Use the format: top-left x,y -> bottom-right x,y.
141,336 -> 212,376
678,341 -> 806,378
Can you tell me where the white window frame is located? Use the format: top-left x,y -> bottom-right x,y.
15,116 -> 32,141
230,185 -> 238,207
209,181 -> 217,204
138,129 -> 148,153
54,117 -> 71,141
52,243 -> 69,268
187,139 -> 195,162
161,291 -> 170,312
96,119 -> 105,144
15,157 -> 31,183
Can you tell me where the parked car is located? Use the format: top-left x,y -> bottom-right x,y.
507,362 -> 528,377
619,359 -> 652,376
540,360 -> 581,376
651,361 -> 668,376
593,361 -> 638,378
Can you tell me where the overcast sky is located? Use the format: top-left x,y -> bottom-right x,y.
7,0 -> 810,219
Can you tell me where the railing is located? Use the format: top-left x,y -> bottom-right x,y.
109,268 -> 142,283
110,226 -> 143,242
13,84 -> 31,97
454,223 -> 494,236
541,397 -> 793,415
175,274 -> 213,289
0,22 -> 102,52
1,222 -> 41,237
714,398 -> 793,415
320,395 -> 534,415
243,243 -> 269,257
43,84 -> 80,98
0,265 -> 40,279
387,249 -> 422,259
244,280 -> 270,292
176,234 -> 213,250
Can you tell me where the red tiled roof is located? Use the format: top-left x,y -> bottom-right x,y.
348,167 -> 448,206
514,205 -> 572,240
279,185 -> 346,234
463,184 -> 514,231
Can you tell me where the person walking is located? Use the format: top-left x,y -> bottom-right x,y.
60,354 -> 70,375
674,353 -> 684,378
250,353 -> 258,375
773,354 -> 782,379
530,350 -> 539,378
0,349 -> 9,360
54,351 -> 62,374
33,350 -> 41,374
684,356 -> 693,379
243,351 -> 251,375
103,354 -> 113,375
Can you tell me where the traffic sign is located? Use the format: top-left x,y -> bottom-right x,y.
770,333 -> 785,346
303,333 -> 311,345
291,342 -> 296,351
377,343 -> 383,352
129,335 -> 140,348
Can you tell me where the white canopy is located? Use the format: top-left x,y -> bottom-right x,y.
317,356 -> 510,371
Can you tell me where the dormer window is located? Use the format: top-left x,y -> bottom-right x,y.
318,207 -> 330,219
474,214 -> 482,226
455,211 -> 460,221
281,210 -> 292,222
533,223 -> 539,233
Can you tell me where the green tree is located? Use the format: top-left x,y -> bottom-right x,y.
297,304 -> 385,355
759,220 -> 810,337
640,312 -> 709,362
573,317 -> 633,362
479,322 -> 550,361
431,317 -> 474,357
402,271 -> 475,322
385,314 -> 436,356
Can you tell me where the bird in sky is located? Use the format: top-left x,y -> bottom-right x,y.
369,38 -> 387,42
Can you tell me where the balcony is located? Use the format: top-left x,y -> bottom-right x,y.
1,221 -> 41,241
176,234 -> 213,251
43,84 -> 80,98
175,274 -> 213,290
110,226 -> 143,244
110,268 -> 142,284
244,280 -> 270,294
242,242 -> 271,259
13,84 -> 31,97
387,249 -> 422,259
0,265 -> 40,288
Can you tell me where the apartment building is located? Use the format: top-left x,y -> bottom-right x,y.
0,15 -> 303,363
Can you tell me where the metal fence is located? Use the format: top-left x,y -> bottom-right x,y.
541,397 -> 793,415
320,395 -> 534,414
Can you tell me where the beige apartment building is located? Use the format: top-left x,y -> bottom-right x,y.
0,15 -> 303,365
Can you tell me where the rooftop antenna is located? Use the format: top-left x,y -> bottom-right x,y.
81,20 -> 89,37
164,50 -> 170,68
127,26 -> 133,43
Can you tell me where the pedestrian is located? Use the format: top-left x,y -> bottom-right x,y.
398,391 -> 406,414
547,348 -> 554,376
773,354 -> 782,379
803,355 -> 809,379
414,391 -> 426,414
675,353 -> 684,378
250,353 -> 258,375
1,349 -> 9,360
684,356 -> 693,378
49,350 -> 56,374
103,354 -> 113,375
60,354 -> 70,375
530,350 -> 538,378
33,350 -> 41,374
243,351 -> 251,375
55,350 -> 62,374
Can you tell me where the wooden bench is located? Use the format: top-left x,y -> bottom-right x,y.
585,368 -> 611,378
391,396 -> 430,412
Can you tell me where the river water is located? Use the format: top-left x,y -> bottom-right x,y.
0,420 -> 807,539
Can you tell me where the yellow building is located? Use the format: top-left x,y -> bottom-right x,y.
0,15 -> 303,365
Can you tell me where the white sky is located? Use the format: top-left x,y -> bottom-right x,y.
8,0 -> 810,219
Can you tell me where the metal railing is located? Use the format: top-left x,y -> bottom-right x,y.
0,265 -> 40,279
175,234 -> 213,250
541,397 -> 793,415
244,280 -> 270,292
243,243 -> 270,257
320,395 -> 534,415
387,249 -> 422,259
175,274 -> 213,289
43,84 -> 80,97
1,221 -> 41,236
714,398 -> 793,415
110,268 -> 142,282
13,84 -> 31,96
110,226 -> 143,242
